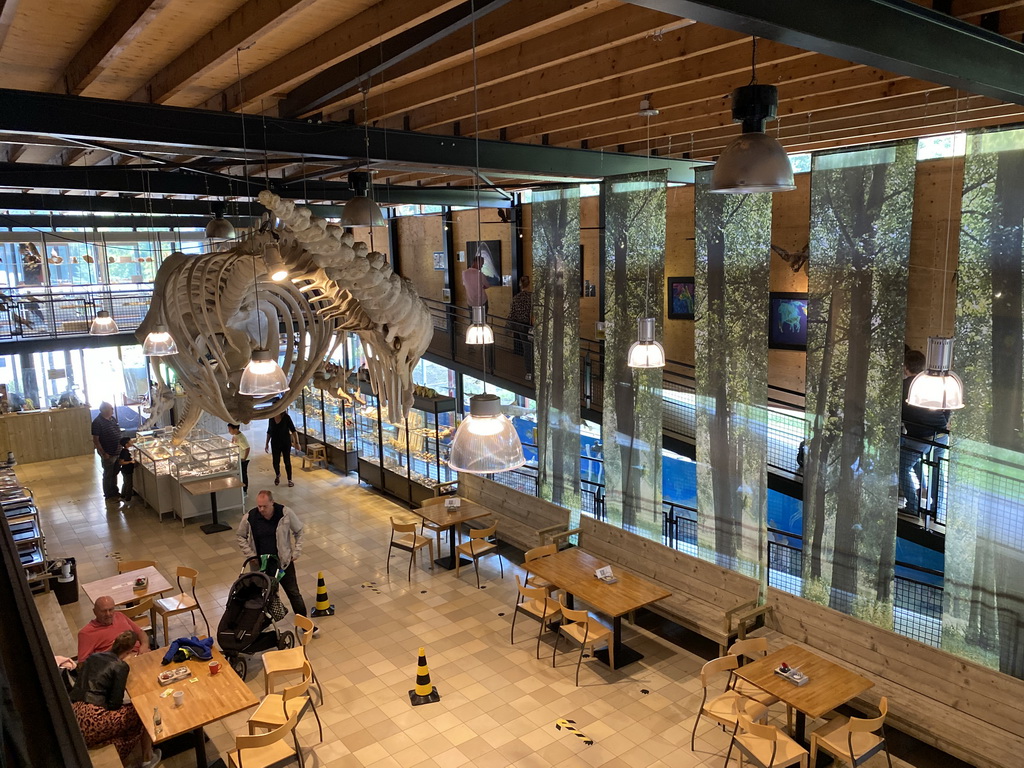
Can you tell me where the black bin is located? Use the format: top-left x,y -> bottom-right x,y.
52,557 -> 79,605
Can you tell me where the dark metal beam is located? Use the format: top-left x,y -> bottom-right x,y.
0,89 -> 707,184
624,0 -> 1024,106
0,192 -> 346,218
280,0 -> 513,119
0,214 -> 214,230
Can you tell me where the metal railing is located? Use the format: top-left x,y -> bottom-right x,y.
0,286 -> 152,341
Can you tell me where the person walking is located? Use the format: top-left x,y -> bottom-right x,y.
265,412 -> 298,487
91,402 -> 121,502
228,424 -> 250,494
118,437 -> 136,503
235,489 -> 317,634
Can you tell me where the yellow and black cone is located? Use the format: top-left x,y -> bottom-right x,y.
310,571 -> 335,617
408,646 -> 440,705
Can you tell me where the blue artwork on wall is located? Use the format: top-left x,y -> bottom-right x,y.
769,293 -> 808,350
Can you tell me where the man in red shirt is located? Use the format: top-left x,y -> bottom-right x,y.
77,595 -> 150,661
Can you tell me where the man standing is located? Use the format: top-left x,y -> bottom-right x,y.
228,424 -> 250,494
236,489 -> 317,633
91,403 -> 121,501
462,254 -> 490,311
77,596 -> 150,661
265,412 -> 298,487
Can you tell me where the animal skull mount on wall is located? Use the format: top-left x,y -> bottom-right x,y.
136,191 -> 432,441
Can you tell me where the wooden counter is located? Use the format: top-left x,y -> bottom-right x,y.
0,407 -> 92,464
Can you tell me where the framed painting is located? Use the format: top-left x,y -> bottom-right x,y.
466,240 -> 502,287
667,276 -> 695,319
768,292 -> 808,350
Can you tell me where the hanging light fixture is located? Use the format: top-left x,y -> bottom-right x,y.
340,171 -> 386,227
205,201 -> 236,240
142,324 -> 178,356
906,337 -> 964,410
448,394 -> 526,474
628,317 -> 666,368
89,310 -> 118,335
711,38 -> 795,194
465,305 -> 494,345
239,251 -> 288,397
263,243 -> 288,282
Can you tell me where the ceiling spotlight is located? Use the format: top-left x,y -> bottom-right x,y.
340,171 -> 386,227
263,243 -> 288,282
205,201 -> 236,240
638,96 -> 660,118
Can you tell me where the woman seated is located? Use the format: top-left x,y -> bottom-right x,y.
70,630 -> 160,768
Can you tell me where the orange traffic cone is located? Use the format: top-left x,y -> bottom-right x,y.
408,646 -> 440,706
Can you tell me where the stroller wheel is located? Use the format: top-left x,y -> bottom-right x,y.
278,631 -> 295,650
231,657 -> 247,680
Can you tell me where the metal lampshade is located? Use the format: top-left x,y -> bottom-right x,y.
239,348 -> 288,396
142,324 -> 178,356
627,317 -> 665,368
205,202 -> 236,240
466,305 -> 494,345
89,310 -> 119,335
340,171 -> 386,227
711,84 -> 795,194
906,337 -> 965,410
448,394 -> 526,474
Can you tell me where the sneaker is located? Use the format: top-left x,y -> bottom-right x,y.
312,625 -> 320,637
142,747 -> 162,768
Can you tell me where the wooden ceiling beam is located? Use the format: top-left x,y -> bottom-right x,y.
405,23 -> 748,132
322,0 -> 611,119
136,0 -> 321,105
951,0 -> 1022,19
0,0 -> 19,53
61,0 -> 172,96
342,5 -> 678,123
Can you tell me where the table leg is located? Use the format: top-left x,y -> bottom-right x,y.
593,615 -> 644,670
433,525 -> 467,570
200,491 -> 230,534
193,726 -> 208,768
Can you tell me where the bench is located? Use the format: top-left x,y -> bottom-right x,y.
456,474 -> 572,553
751,587 -> 1024,768
578,516 -> 768,654
34,590 -> 77,659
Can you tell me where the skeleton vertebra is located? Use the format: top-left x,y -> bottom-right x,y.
137,193 -> 432,440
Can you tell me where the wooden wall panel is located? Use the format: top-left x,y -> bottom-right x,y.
664,184 -> 694,366
579,195 -> 601,341
451,211 -> 512,318
395,215 -> 446,303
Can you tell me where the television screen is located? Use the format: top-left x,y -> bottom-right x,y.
769,293 -> 808,350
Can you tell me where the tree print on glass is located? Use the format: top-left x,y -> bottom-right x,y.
601,171 -> 666,539
532,187 -> 582,516
694,170 -> 771,593
803,142 -> 915,627
945,127 -> 1024,675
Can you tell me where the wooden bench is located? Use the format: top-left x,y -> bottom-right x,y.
89,744 -> 123,768
578,516 -> 767,654
751,587 -> 1024,768
34,590 -> 77,659
456,474 -> 572,553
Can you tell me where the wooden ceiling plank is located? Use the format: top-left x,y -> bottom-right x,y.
347,5 -> 679,123
0,0 -> 19,53
951,0 -> 1023,19
139,0 -> 322,105
62,0 -> 173,96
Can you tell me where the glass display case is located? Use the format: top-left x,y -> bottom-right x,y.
288,383 -> 358,473
354,386 -> 459,505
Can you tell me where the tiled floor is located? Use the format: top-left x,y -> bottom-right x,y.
27,450 -> 919,768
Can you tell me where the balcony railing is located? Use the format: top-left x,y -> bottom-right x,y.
0,286 -> 152,341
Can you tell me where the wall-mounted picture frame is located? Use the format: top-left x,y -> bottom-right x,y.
466,240 -> 502,286
667,276 -> 695,319
768,292 -> 808,350
432,251 -> 446,270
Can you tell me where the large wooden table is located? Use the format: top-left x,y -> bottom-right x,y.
733,644 -> 874,745
413,499 -> 492,570
524,547 -> 671,670
82,566 -> 173,607
127,646 -> 258,768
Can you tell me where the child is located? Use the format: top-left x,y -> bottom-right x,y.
118,436 -> 136,502
227,424 -> 250,494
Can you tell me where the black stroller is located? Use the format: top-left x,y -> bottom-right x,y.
217,555 -> 295,679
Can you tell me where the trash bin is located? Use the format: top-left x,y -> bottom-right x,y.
53,557 -> 78,605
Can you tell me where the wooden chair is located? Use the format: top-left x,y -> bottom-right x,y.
809,697 -> 893,768
247,661 -> 322,745
115,597 -> 154,641
387,517 -> 435,581
454,521 -> 502,588
263,614 -> 321,700
116,560 -> 156,574
551,597 -> 612,686
726,712 -> 808,768
153,566 -> 209,645
510,575 -> 562,658
522,544 -> 557,594
728,637 -> 792,732
690,655 -> 769,750
228,704 -> 303,768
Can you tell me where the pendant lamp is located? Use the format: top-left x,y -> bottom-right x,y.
263,243 -> 288,282
628,317 -> 665,368
340,171 -> 385,227
89,310 -> 118,335
205,201 -> 236,241
142,324 -> 178,356
465,305 -> 494,345
448,394 -> 526,474
906,336 -> 964,410
239,348 -> 288,396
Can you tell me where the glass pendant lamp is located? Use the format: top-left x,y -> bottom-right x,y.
89,310 -> 119,335
906,337 -> 964,410
448,394 -> 526,474
239,348 -> 288,396
142,324 -> 178,356
466,305 -> 494,345
627,317 -> 666,368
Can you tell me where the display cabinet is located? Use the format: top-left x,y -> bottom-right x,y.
354,387 -> 458,505
1,469 -> 48,592
288,382 -> 358,473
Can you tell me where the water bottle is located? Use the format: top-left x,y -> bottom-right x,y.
153,707 -> 162,736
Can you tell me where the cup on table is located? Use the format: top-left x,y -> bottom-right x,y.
209,660 -> 221,676
172,690 -> 184,708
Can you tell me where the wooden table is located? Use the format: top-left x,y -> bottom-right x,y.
413,500 -> 492,569
733,644 -> 874,745
82,566 -> 173,608
524,548 -> 671,670
180,475 -> 241,534
127,646 -> 258,768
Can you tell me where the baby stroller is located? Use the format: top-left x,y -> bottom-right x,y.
217,555 -> 295,679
